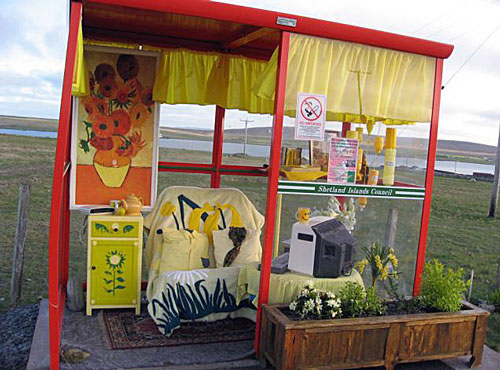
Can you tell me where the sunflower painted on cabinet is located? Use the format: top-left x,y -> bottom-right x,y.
87,215 -> 143,315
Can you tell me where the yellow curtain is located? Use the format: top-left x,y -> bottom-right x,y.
153,49 -> 273,113
205,55 -> 274,114
153,49 -> 220,105
254,34 -> 437,125
71,19 -> 90,97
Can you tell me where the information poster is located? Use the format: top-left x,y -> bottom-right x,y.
295,93 -> 327,141
327,137 -> 358,184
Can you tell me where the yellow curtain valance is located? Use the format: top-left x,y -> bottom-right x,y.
254,34 -> 437,125
74,35 -> 435,126
153,50 -> 274,115
74,39 -> 274,115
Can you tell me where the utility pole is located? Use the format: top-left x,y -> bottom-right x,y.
240,118 -> 253,156
488,121 -> 500,217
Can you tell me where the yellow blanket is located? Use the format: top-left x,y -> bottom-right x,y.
144,186 -> 264,302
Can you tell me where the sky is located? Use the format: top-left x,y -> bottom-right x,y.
0,0 -> 499,144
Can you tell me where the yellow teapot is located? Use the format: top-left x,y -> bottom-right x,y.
120,194 -> 144,216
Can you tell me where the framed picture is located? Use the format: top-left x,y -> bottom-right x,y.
70,46 -> 160,210
309,130 -> 339,171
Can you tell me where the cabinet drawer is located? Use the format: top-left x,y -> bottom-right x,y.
90,219 -> 140,238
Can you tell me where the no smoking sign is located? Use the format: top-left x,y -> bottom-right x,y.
295,93 -> 327,141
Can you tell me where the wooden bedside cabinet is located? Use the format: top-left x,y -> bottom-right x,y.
86,215 -> 143,316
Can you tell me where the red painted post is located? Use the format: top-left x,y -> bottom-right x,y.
48,2 -> 81,369
211,106 -> 225,188
413,58 -> 444,296
254,31 -> 290,353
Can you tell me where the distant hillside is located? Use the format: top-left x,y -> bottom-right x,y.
0,114 -> 496,161
0,115 -> 58,132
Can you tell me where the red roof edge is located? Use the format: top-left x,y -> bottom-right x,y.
85,0 -> 454,59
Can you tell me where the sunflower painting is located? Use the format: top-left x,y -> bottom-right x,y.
71,47 -> 158,209
104,250 -> 126,296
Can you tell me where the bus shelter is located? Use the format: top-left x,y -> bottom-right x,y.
49,1 -> 453,368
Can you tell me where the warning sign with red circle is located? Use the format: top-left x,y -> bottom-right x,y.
295,93 -> 327,141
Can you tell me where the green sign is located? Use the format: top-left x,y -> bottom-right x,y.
278,181 -> 425,200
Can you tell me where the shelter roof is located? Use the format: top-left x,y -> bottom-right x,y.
82,0 -> 453,60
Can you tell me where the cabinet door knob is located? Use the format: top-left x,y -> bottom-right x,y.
91,266 -> 96,270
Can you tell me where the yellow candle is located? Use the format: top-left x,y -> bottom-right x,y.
368,169 -> 379,185
357,148 -> 363,173
356,127 -> 364,144
385,128 -> 397,149
374,136 -> 384,154
346,130 -> 358,139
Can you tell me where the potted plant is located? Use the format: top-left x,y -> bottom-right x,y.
259,252 -> 489,370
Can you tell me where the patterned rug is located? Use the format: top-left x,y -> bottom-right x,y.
103,308 -> 255,350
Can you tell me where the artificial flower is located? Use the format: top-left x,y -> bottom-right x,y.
117,54 -> 139,81
388,253 -> 398,268
355,259 -> 368,275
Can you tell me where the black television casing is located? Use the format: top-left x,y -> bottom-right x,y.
310,219 -> 356,278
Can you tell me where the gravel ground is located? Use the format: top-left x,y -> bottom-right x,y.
0,304 -> 38,370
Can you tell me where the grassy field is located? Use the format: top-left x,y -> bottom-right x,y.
0,133 -> 499,349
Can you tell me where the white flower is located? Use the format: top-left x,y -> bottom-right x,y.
326,291 -> 335,299
289,301 -> 297,311
304,299 -> 315,312
329,310 -> 338,318
326,299 -> 338,307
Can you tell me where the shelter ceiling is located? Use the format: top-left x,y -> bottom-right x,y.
82,1 -> 279,59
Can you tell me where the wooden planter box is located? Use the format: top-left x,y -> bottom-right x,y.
260,302 -> 489,370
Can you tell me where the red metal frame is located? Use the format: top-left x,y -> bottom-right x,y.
48,2 -> 81,369
412,58 -> 444,296
254,31 -> 290,353
211,106 -> 225,188
89,0 -> 453,59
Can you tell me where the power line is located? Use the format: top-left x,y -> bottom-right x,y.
412,0 -> 469,34
442,21 -> 500,89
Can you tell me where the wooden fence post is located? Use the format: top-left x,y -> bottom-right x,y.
384,208 -> 398,248
496,259 -> 500,289
10,183 -> 31,307
488,121 -> 500,217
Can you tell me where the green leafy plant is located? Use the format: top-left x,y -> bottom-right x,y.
355,242 -> 399,288
364,286 -> 386,316
337,282 -> 385,318
489,289 -> 500,307
337,281 -> 365,317
420,259 -> 469,312
289,285 -> 342,320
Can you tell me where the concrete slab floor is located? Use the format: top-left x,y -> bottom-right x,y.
30,301 -> 498,370
60,307 -> 257,369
